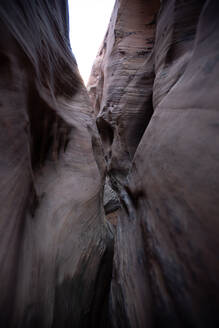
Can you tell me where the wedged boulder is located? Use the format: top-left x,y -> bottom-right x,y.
0,1 -> 113,327
104,177 -> 120,215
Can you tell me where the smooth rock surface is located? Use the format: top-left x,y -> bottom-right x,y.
1,0 -> 219,327
0,1 -> 113,327
89,0 -> 219,327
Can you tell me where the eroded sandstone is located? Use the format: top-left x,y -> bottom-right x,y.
1,0 -> 219,327
0,1 -> 113,327
89,0 -> 219,327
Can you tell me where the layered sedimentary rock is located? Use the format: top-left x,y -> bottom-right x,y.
1,0 -> 219,327
88,0 -> 160,183
0,1 -> 113,327
89,0 -> 219,327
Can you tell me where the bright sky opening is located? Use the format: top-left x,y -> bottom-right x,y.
68,0 -> 115,85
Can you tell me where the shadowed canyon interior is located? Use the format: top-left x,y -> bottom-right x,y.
0,0 -> 219,327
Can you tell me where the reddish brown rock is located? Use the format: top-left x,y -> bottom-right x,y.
0,1 -> 113,327
88,0 -> 160,182
89,0 -> 219,327
1,0 -> 219,327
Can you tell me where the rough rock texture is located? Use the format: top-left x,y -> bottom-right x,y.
88,0 -> 160,183
89,0 -> 219,327
0,1 -> 113,327
104,176 -> 120,215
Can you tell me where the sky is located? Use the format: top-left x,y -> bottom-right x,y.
68,0 -> 115,84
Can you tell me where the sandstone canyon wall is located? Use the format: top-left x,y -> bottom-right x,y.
0,1 -> 113,327
0,0 -> 219,327
89,0 -> 219,327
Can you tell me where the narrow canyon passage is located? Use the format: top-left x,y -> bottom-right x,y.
0,1 -> 218,328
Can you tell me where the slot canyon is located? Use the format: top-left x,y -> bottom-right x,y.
0,0 -> 218,327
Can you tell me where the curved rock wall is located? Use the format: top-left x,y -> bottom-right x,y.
0,1 -> 113,327
1,0 -> 219,327
89,0 -> 219,327
88,0 -> 160,183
